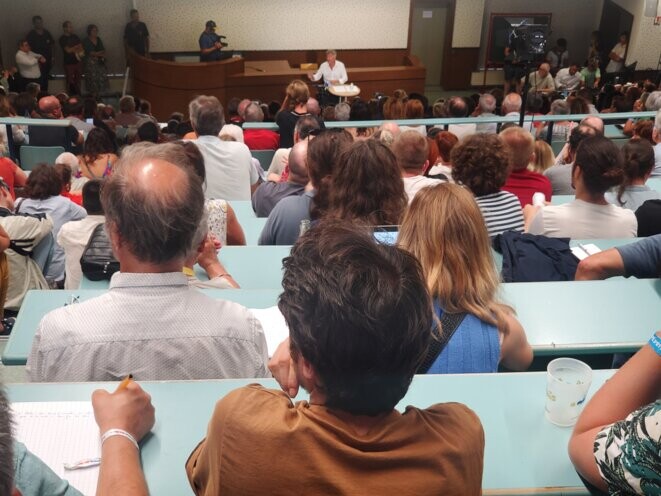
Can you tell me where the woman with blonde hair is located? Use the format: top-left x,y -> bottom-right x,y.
530,140 -> 555,173
276,79 -> 311,148
398,183 -> 533,373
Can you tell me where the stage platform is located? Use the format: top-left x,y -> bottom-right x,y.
130,52 -> 425,120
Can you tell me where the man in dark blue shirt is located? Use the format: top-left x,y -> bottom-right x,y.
199,20 -> 225,62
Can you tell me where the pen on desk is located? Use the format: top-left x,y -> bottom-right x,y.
116,374 -> 133,392
64,457 -> 101,470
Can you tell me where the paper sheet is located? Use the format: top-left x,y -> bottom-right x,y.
249,306 -> 290,356
571,243 -> 601,261
12,402 -> 100,496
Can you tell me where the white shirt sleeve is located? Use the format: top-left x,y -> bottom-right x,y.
337,61 -> 348,84
16,51 -> 39,67
311,62 -> 326,82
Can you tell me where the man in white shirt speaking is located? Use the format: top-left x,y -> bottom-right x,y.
308,49 -> 348,105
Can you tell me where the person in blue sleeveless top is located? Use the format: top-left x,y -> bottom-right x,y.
399,183 -> 533,373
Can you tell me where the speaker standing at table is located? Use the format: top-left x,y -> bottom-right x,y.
199,20 -> 227,62
308,49 -> 348,105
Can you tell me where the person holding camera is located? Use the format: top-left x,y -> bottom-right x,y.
199,20 -> 226,62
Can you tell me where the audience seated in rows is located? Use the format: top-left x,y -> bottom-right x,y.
526,136 -> 637,238
26,142 -> 268,382
193,221 -> 485,494
399,183 -> 533,372
452,133 -> 524,237
266,115 -> 320,181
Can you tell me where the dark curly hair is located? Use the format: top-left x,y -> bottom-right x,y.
24,164 -> 62,200
279,220 -> 432,416
83,127 -> 116,164
308,130 -> 353,220
327,140 -> 407,225
574,136 -> 624,196
451,133 -> 511,196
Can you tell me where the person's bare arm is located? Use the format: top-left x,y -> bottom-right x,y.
498,310 -> 533,371
225,204 -> 246,245
522,205 -> 541,232
574,248 -> 625,280
568,331 -> 661,491
0,225 -> 10,252
197,234 -> 239,288
12,161 -> 27,188
93,381 -> 155,496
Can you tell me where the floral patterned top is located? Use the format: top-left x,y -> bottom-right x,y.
205,199 -> 227,246
594,400 -> 661,495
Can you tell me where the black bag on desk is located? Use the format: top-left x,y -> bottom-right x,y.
493,231 -> 578,282
80,224 -> 119,281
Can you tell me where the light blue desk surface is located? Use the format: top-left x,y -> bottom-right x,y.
492,237 -> 640,272
647,178 -> 661,193
242,217 -> 267,245
550,195 -> 574,205
3,288 -> 281,365
228,200 -> 256,223
604,124 -> 626,140
80,246 -> 291,290
5,277 -> 660,365
6,370 -> 615,495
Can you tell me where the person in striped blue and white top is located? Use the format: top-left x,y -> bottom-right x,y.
451,133 -> 524,237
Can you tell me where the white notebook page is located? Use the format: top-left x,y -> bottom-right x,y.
12,402 -> 100,496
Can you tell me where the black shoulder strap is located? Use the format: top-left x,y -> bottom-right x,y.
14,198 -> 24,214
417,311 -> 467,374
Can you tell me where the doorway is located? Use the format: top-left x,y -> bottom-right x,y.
599,0 -> 634,65
410,0 -> 451,87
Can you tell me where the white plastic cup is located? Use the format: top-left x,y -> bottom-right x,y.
545,358 -> 593,427
532,192 -> 546,207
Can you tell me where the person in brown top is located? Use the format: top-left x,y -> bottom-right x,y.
186,220 -> 485,495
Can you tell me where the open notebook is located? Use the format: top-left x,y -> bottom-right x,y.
12,402 -> 100,496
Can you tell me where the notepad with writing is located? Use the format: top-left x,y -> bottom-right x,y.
12,402 -> 100,496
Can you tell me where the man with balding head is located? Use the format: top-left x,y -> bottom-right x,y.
392,130 -> 443,203
27,142 -> 269,382
522,63 -> 556,93
501,126 -> 552,206
28,95 -> 83,152
252,140 -> 309,217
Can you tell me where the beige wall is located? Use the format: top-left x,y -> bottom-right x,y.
613,0 -> 661,69
135,0 -> 410,52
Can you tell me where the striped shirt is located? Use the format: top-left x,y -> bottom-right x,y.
475,191 -> 524,237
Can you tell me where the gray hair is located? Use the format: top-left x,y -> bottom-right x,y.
190,211 -> 209,258
655,109 -> 661,132
502,93 -> 522,114
326,49 -> 337,56
189,95 -> 226,136
479,94 -> 496,113
102,142 -> 204,264
334,102 -> 351,121
0,387 -> 13,495
646,91 -> 661,111
550,99 -> 570,115
580,115 -> 604,135
119,95 -> 135,113
244,102 -> 264,123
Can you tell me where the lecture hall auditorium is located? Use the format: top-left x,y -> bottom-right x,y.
0,0 -> 660,494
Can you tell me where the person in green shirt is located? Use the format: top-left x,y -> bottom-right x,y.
580,58 -> 601,89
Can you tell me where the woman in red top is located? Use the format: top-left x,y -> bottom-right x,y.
0,157 -> 27,199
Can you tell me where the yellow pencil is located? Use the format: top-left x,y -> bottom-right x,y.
116,374 -> 133,392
